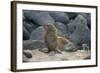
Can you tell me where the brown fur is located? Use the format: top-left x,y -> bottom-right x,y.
57,36 -> 69,51
43,24 -> 69,53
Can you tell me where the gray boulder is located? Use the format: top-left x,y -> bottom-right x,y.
23,15 -> 26,21
23,54 -> 28,62
55,22 -> 67,34
81,43 -> 90,50
68,15 -> 90,46
23,50 -> 32,58
23,21 -> 34,33
69,24 -> 90,45
49,12 -> 69,24
79,13 -> 91,29
66,12 -> 78,19
24,10 -> 55,25
23,27 -> 30,40
67,14 -> 88,35
30,26 -> 45,41
23,50 -> 33,62
23,40 -> 46,50
39,48 -> 49,53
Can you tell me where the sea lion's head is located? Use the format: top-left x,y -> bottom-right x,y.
43,23 -> 57,33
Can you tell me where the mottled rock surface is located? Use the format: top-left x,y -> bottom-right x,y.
23,40 -> 46,50
49,12 -> 69,24
30,26 -> 45,41
23,27 -> 30,40
67,15 -> 90,46
24,11 -> 55,25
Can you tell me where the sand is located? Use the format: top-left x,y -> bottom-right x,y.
25,49 -> 91,62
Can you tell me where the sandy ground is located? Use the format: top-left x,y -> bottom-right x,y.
25,49 -> 91,62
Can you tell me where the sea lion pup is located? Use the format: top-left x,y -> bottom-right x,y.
43,23 -> 69,54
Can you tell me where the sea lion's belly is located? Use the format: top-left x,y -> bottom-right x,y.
45,34 -> 57,50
